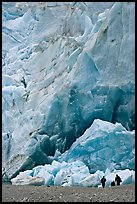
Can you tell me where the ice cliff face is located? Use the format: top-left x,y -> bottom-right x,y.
2,2 -> 135,181
57,119 -> 135,173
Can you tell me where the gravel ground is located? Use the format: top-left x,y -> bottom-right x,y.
2,183 -> 135,202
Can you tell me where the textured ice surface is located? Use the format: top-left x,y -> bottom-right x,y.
11,160 -> 135,187
2,2 -> 135,181
57,119 -> 135,173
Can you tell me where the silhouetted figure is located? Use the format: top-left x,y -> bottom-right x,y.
111,181 -> 115,186
101,176 -> 106,188
115,174 -> 122,186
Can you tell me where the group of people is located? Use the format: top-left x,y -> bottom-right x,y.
101,174 -> 122,188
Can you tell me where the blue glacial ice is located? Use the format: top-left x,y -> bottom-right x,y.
57,119 -> 135,173
2,2 -> 135,184
11,160 -> 135,187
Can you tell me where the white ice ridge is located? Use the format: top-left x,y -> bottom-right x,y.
11,160 -> 135,187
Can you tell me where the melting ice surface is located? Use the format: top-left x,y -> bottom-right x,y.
11,119 -> 135,186
11,160 -> 135,187
57,119 -> 135,173
2,2 -> 135,186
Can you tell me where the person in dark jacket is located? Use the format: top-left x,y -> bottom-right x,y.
111,180 -> 115,186
115,174 -> 122,186
101,176 -> 106,188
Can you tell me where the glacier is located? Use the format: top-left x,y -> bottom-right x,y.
57,119 -> 135,173
2,2 -> 135,186
11,160 -> 135,187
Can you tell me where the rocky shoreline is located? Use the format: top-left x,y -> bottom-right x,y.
2,184 -> 135,202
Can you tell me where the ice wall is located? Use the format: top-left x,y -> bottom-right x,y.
11,160 -> 135,187
2,2 -> 135,181
57,119 -> 135,173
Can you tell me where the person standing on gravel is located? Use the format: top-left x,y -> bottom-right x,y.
115,174 -> 122,186
101,176 -> 106,188
111,181 -> 115,186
